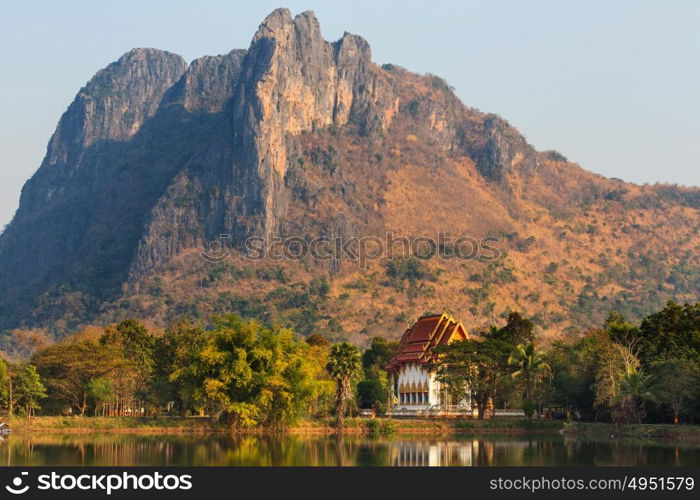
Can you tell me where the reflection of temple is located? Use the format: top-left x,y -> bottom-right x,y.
385,313 -> 470,415
391,441 -> 473,466
389,439 -> 535,466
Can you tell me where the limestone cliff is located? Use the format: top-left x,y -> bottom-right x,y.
1,9 -> 698,341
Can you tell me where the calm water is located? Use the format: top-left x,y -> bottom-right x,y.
0,433 -> 698,466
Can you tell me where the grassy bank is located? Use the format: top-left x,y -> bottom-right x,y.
8,417 -> 700,443
6,415 -> 564,435
6,416 -> 226,434
563,422 -> 700,442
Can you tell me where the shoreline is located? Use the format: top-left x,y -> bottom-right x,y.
562,422 -> 700,443
7,417 -> 700,443
5,416 -> 562,436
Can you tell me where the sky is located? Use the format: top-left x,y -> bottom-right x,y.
1,0 -> 699,227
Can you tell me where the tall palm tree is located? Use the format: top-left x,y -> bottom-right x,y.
326,342 -> 361,429
613,369 -> 654,424
508,343 -> 551,416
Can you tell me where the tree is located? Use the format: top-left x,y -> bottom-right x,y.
102,320 -> 156,372
613,370 -> 654,424
498,312 -> 535,347
101,320 -> 157,415
357,376 -> 388,411
305,333 -> 330,348
7,329 -> 52,360
32,338 -> 124,415
152,319 -> 208,414
86,377 -> 114,416
357,337 -> 398,412
326,342 -> 361,429
604,312 -> 638,339
546,334 -> 600,419
434,332 -> 512,419
0,358 -> 9,411
508,342 -> 551,418
594,333 -> 653,424
362,337 -> 398,371
638,301 -> 700,362
301,338 -> 335,418
651,357 -> 698,424
172,315 -> 316,429
14,365 -> 47,418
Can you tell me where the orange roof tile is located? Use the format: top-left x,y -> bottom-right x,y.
385,312 -> 468,371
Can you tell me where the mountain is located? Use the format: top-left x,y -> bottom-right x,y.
1,8 -> 699,343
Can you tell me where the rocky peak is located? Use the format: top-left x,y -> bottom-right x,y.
467,114 -> 540,183
231,9 -> 398,239
164,49 -> 246,113
335,32 -> 372,64
252,8 -> 294,42
45,48 -> 187,169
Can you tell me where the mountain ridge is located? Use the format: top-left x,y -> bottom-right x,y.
1,8 -> 699,344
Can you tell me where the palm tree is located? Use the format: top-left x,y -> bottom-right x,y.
508,343 -> 551,418
326,342 -> 361,429
613,369 -> 654,424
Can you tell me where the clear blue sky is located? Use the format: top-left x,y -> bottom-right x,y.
1,0 -> 699,227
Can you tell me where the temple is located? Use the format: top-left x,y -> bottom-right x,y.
385,312 -> 470,415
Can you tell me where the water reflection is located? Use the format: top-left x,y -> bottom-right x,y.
0,433 -> 698,467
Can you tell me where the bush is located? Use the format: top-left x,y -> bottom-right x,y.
523,400 -> 536,420
365,418 -> 395,437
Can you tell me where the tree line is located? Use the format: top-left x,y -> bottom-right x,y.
435,301 -> 700,424
0,300 -> 698,427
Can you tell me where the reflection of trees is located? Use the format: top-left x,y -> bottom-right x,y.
0,434 -> 696,466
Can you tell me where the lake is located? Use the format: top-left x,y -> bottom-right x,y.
1,433 -> 699,466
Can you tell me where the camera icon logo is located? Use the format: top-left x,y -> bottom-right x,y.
5,472 -> 29,495
200,234 -> 232,263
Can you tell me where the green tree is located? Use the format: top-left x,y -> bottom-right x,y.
86,377 -> 114,416
362,337 -> 398,371
357,376 -> 388,411
102,320 -> 157,412
302,339 -> 335,418
326,342 -> 361,429
651,357 -> 698,424
594,334 -> 653,424
32,337 -> 124,415
102,319 -> 156,372
172,315 -> 315,429
434,332 -> 512,419
604,311 -> 642,349
358,337 -> 398,412
0,358 -> 9,411
613,370 -> 654,424
638,301 -> 700,362
546,334 -> 601,419
14,365 -> 47,418
152,319 -> 208,414
305,333 -> 330,348
498,312 -> 535,346
508,342 -> 551,418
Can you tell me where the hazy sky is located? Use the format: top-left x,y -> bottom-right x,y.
1,0 -> 699,227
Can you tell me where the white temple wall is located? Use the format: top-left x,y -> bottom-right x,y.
395,363 -> 435,408
391,363 -> 472,411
